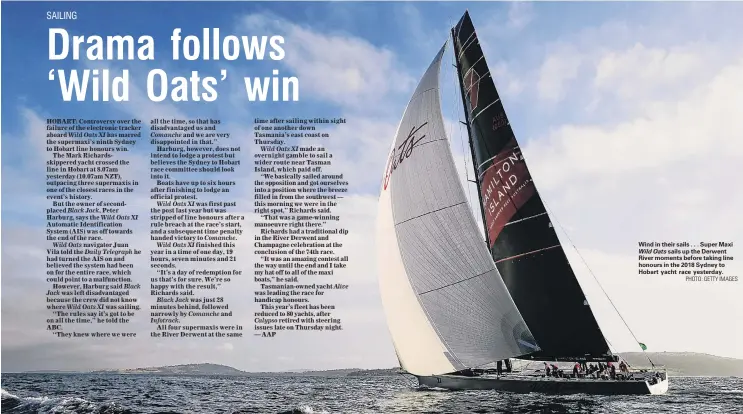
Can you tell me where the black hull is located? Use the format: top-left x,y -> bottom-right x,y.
417,373 -> 669,395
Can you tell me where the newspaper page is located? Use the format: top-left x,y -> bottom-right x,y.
1,1 -> 741,413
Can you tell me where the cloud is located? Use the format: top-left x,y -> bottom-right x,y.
464,7 -> 743,358
496,7 -> 741,109
593,43 -> 706,100
395,4 -> 437,52
515,28 -> 743,359
490,62 -> 525,98
526,55 -> 743,188
536,43 -> 583,103
478,2 -> 535,39
241,13 -> 414,110
506,2 -> 534,31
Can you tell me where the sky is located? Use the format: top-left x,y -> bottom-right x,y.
1,1 -> 742,372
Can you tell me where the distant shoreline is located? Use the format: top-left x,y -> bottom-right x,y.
11,352 -> 743,378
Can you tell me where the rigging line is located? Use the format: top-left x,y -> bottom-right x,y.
452,28 -> 490,244
394,201 -> 466,226
541,201 -> 656,368
445,16 -> 457,153
447,26 -> 474,210
493,245 -> 560,264
602,336 -> 617,356
418,268 -> 491,295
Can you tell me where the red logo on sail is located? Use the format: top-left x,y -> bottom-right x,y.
464,68 -> 480,113
480,139 -> 536,245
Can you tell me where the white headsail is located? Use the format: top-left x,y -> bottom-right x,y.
376,43 -> 539,377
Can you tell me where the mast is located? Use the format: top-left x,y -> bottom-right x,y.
451,25 -> 490,247
451,11 -> 615,363
452,20 -> 513,370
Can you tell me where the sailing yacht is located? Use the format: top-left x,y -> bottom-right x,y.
376,11 -> 669,395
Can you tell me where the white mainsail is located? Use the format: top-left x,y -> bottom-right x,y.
377,43 -> 539,377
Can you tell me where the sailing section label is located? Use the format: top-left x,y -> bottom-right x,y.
149,117 -> 245,339
637,241 -> 737,282
253,117 -> 350,337
45,118 -> 143,339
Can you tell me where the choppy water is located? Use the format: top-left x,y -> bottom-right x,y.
2,374 -> 741,413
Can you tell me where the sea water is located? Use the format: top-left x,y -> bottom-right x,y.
2,373 -> 741,413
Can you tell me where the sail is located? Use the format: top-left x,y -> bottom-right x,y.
377,43 -> 538,376
452,11 -> 613,361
